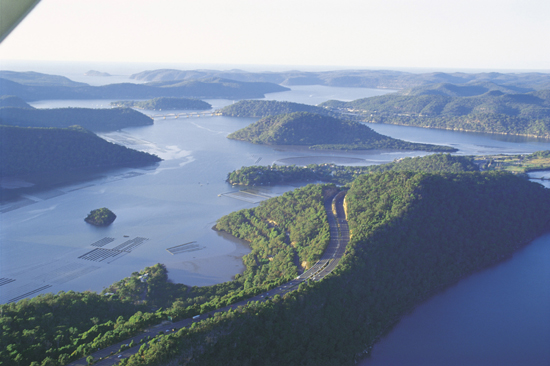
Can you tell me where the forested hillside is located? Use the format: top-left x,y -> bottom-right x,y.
219,100 -> 335,117
227,153 -> 479,185
111,97 -> 211,110
0,125 -> 161,177
0,185 -> 333,366
320,86 -> 550,138
0,107 -> 153,131
227,112 -> 456,151
112,171 -> 550,365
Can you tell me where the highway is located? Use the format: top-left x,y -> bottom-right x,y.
69,190 -> 349,365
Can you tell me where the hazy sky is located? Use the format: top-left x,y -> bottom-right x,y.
1,0 -> 549,71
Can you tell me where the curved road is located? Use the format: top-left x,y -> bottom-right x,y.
69,191 -> 349,365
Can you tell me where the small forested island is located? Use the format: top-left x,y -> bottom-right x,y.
84,70 -> 111,77
111,97 -> 212,110
320,83 -> 550,138
227,153 -> 480,185
227,111 -> 456,152
219,99 -> 336,118
0,106 -> 153,132
0,125 -> 161,178
85,208 -> 117,226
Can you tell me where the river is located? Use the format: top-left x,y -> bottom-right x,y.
0,73 -> 549,364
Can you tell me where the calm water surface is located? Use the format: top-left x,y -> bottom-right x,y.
0,82 -> 549,364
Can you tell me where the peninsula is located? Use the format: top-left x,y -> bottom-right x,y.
111,97 -> 211,111
227,111 -> 456,152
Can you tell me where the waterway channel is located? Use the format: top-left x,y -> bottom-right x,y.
0,82 -> 549,364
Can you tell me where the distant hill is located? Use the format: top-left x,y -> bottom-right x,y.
227,112 -> 456,152
0,95 -> 34,109
219,100 -> 335,118
0,125 -> 161,177
0,71 -> 88,87
400,81 -> 532,97
0,73 -> 290,101
0,107 -> 153,132
320,85 -> 550,138
111,97 -> 211,110
130,68 -> 550,90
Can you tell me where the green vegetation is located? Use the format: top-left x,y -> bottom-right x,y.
219,100 -> 336,118
475,150 -> 550,174
116,171 -> 550,365
216,184 -> 333,271
227,153 -> 479,185
0,107 -> 153,131
0,289 -> 147,366
85,208 -> 117,226
320,86 -> 550,138
111,97 -> 211,110
0,125 -> 161,177
227,112 -> 456,152
0,185 -> 333,366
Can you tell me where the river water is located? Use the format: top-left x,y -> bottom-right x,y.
0,77 -> 549,364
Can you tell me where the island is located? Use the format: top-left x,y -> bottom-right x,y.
84,70 -> 111,77
227,111 -> 457,152
218,99 -> 336,118
320,83 -> 550,139
85,208 -> 117,226
111,97 -> 211,111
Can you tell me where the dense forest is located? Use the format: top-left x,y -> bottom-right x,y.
0,125 -> 161,177
3,172 -> 549,366
0,74 -> 289,101
0,185 -> 334,366
0,106 -> 153,132
219,100 -> 336,118
227,153 -> 480,186
227,112 -> 456,152
109,171 -> 550,365
111,97 -> 211,110
320,85 -> 550,138
129,69 -> 550,90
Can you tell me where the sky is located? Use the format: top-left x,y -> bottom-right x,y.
0,0 -> 549,72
